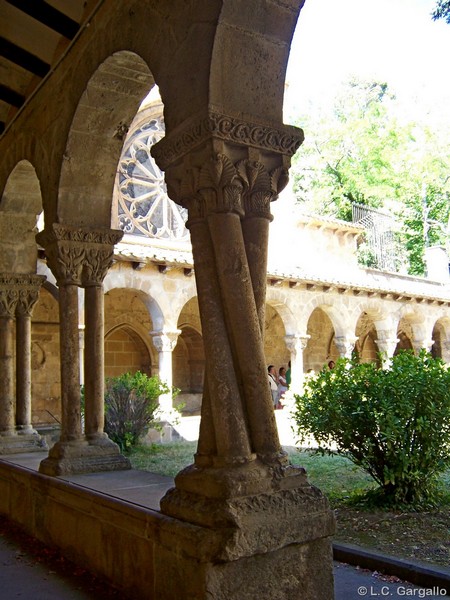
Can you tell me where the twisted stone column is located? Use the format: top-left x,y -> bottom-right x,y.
151,109 -> 334,600
36,224 -> 129,475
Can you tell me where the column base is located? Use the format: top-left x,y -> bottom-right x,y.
158,460 -> 335,599
39,437 -> 131,476
0,431 -> 47,454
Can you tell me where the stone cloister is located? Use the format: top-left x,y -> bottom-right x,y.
0,1 -> 449,598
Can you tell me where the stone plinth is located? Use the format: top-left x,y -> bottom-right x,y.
159,460 -> 335,599
0,431 -> 47,454
39,438 -> 130,476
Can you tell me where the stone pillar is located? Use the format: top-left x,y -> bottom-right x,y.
375,333 -> 399,369
411,338 -> 434,356
285,333 -> 310,394
15,277 -> 47,450
334,335 -> 358,360
152,110 -> 334,600
0,275 -> 46,453
0,282 -> 18,445
151,330 -> 180,414
36,224 -> 129,475
78,326 -> 85,387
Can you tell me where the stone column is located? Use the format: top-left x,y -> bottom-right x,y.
151,330 -> 180,414
285,334 -> 310,394
375,333 -> 399,369
152,110 -> 334,599
0,275 -> 47,453
36,224 -> 129,475
334,335 -> 358,360
0,281 -> 18,446
15,277 -> 47,449
411,338 -> 434,356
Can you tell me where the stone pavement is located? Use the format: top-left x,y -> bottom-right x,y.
1,451 -> 449,599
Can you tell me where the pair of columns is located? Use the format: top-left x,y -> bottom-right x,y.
0,274 -> 46,452
35,224 -> 130,475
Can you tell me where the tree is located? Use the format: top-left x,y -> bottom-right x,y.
292,79 -> 450,275
292,351 -> 450,508
104,371 -> 169,450
433,0 -> 450,24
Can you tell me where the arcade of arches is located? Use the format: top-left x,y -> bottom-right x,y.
0,2 -> 449,599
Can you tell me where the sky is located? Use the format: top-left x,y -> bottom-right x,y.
284,0 -> 450,124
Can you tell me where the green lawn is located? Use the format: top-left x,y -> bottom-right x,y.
127,442 -> 376,499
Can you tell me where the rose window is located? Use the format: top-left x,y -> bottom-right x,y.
117,117 -> 188,240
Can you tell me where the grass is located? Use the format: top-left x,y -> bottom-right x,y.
127,441 -> 450,568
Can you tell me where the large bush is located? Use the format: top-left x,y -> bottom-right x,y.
104,371 -> 170,450
293,351 -> 450,507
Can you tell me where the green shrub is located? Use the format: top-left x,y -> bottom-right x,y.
293,351 -> 450,508
104,371 -> 170,451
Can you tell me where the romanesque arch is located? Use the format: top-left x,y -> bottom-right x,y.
0,160 -> 42,273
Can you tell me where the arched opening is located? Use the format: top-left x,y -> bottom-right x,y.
112,93 -> 189,246
176,298 -> 204,414
264,304 -> 289,372
0,160 -> 43,272
105,326 -> 151,378
104,288 -> 156,376
58,51 -> 155,228
305,307 -> 338,372
355,312 -> 380,365
395,318 -> 414,353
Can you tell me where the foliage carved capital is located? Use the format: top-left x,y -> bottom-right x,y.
0,274 -> 45,318
37,224 -> 123,286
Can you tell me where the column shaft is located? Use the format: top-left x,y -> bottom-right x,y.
241,216 -> 269,335
15,313 -> 33,432
59,284 -> 82,441
208,211 -> 281,459
0,316 -> 15,434
189,218 -> 254,464
84,284 -> 105,439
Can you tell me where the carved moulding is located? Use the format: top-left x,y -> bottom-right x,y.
151,107 -> 304,172
0,274 -> 46,318
36,224 -> 123,286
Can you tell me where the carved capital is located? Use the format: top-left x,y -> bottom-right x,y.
285,334 -> 310,355
411,338 -> 434,354
151,330 -> 181,353
37,224 -> 123,286
334,335 -> 358,358
152,109 -> 304,171
0,274 -> 45,318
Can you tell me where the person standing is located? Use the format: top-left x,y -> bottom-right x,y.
268,365 -> 278,409
277,367 -> 288,409
286,360 -> 291,388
